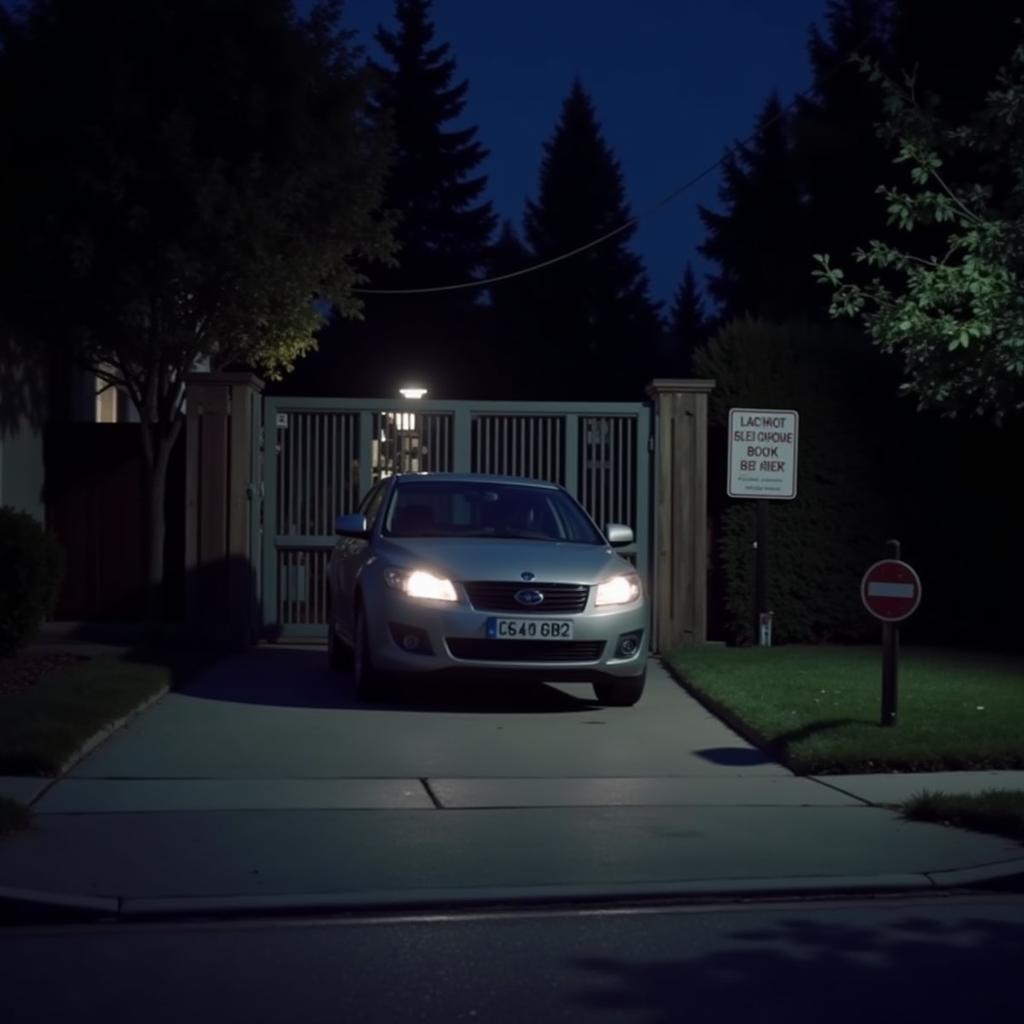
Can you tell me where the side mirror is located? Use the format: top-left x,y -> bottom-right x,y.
335,513 -> 370,538
605,523 -> 634,547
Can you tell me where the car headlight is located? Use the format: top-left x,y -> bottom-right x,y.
384,568 -> 457,602
595,572 -> 641,607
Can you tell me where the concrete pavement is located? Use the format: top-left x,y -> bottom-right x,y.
1,651 -> 1023,918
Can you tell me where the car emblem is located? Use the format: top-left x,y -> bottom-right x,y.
514,589 -> 545,607
520,572 -> 535,581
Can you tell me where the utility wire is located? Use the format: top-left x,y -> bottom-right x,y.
354,31 -> 876,296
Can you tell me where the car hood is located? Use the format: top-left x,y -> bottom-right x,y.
377,537 -> 633,585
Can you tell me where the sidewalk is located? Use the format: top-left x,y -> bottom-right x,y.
2,651 -> 1023,919
3,768 -> 1023,919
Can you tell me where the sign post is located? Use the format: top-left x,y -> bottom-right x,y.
728,409 -> 799,645
860,540 -> 922,727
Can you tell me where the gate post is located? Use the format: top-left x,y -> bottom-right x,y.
184,371 -> 265,649
646,378 -> 715,651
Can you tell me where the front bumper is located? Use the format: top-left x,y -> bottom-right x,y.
363,585 -> 648,680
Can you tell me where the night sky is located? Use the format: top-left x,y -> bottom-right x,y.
329,0 -> 832,309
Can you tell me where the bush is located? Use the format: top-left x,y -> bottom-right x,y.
718,498 -> 881,645
0,506 -> 63,657
695,319 -> 895,644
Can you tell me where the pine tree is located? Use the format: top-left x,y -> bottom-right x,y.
369,0 -> 495,292
795,0 -> 895,312
665,263 -> 709,376
482,220 -> 534,398
698,94 -> 810,324
516,79 -> 662,400
281,0 -> 494,399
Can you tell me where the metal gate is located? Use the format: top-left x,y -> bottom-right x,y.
261,397 -> 651,637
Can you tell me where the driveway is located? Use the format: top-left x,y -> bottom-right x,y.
64,645 -> 787,783
3,647 -> 1021,911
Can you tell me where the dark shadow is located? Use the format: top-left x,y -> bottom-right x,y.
669,657 -> 876,770
694,746 -> 775,767
32,623 -> 223,693
772,717 -> 875,749
35,551 -> 256,691
0,326 -> 48,439
565,910 -> 1024,1023
38,549 -> 607,712
43,423 -> 186,621
178,645 -> 603,714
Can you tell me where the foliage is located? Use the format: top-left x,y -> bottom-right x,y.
283,0 -> 495,398
814,36 -> 1024,422
481,219 -> 536,398
664,264 -> 709,377
0,0 -> 395,387
511,79 -> 662,400
699,94 -> 813,323
369,0 -> 495,292
695,319 -> 890,644
902,789 -> 1024,842
796,0 -> 895,292
0,507 -> 63,657
0,0 -> 396,616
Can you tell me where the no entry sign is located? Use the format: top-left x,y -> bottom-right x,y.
861,559 -> 922,622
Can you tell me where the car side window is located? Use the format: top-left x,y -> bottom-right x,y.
359,482 -> 388,531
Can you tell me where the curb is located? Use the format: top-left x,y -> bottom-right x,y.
657,656 -> 792,769
0,885 -> 119,922
116,874 -> 938,919
52,685 -> 169,780
0,683 -> 170,808
4,862 -> 1024,924
925,858 -> 1024,889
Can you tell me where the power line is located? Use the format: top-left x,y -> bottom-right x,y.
353,31 -> 876,296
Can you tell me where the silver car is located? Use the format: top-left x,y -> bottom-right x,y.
326,473 -> 648,705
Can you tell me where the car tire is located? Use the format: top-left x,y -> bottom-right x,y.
354,605 -> 385,699
593,668 -> 646,707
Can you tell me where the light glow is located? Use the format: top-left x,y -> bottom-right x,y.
400,386 -> 428,399
386,568 -> 457,602
595,573 -> 641,606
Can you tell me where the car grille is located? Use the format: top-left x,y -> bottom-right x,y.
446,639 -> 606,663
462,582 -> 589,614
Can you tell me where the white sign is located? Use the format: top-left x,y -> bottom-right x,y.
728,408 -> 799,500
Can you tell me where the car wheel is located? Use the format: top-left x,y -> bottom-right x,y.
593,668 -> 646,707
354,604 -> 385,699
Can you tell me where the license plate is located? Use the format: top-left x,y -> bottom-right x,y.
486,617 -> 574,640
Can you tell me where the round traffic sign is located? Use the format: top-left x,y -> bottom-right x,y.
861,559 -> 922,622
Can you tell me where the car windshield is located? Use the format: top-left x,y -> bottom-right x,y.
382,480 -> 605,544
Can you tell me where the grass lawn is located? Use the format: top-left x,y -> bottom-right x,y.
0,653 -> 179,776
901,790 -> 1024,843
664,645 -> 1024,775
0,796 -> 31,836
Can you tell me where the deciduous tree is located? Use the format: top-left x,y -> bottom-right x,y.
815,37 -> 1024,421
0,0 -> 396,621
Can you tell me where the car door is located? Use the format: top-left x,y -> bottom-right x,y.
333,479 -> 389,643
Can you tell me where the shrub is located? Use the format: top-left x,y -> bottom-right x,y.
695,318 -> 894,644
0,506 -> 63,657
